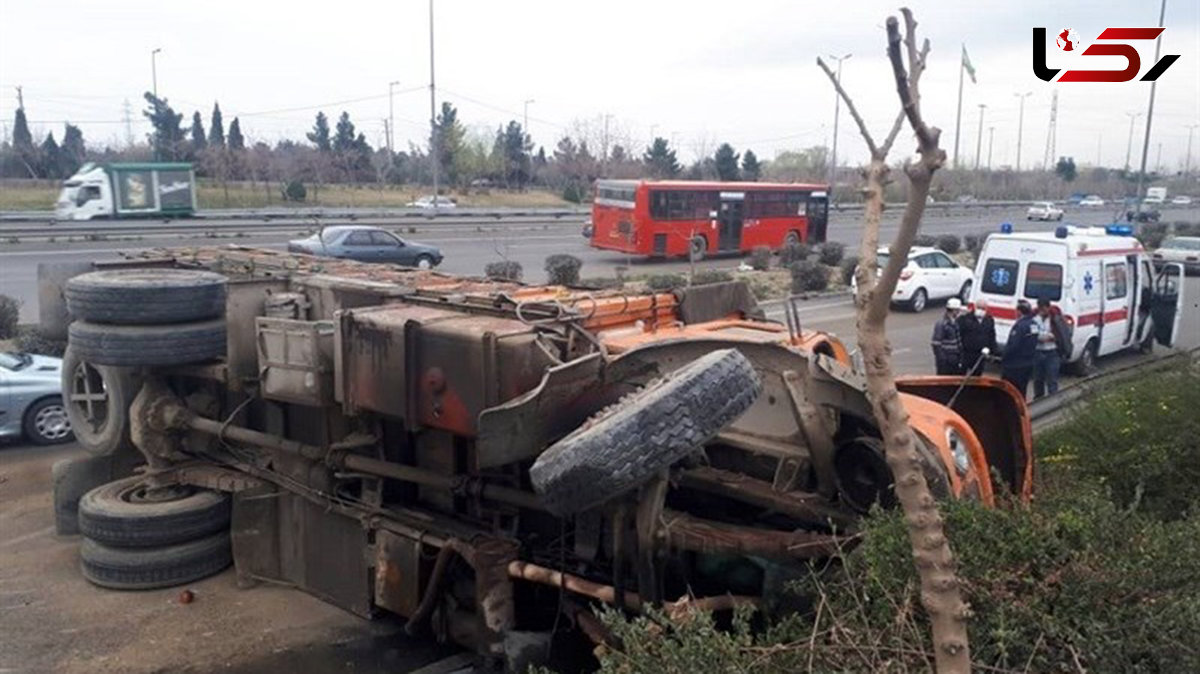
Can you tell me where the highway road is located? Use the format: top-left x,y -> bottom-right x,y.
2,205 -> 1197,377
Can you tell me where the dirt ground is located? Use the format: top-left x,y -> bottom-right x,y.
0,442 -> 457,674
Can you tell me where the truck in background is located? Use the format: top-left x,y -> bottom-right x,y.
54,162 -> 196,221
1144,186 -> 1168,205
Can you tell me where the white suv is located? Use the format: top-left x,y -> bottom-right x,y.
854,247 -> 975,312
1026,201 -> 1064,221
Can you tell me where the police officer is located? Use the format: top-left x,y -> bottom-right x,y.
1001,299 -> 1039,399
931,298 -> 965,375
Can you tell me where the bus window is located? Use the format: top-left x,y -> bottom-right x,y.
1024,262 -> 1063,301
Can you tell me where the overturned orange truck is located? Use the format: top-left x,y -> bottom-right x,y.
47,246 -> 1031,666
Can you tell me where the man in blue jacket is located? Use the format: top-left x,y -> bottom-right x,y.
1001,299 -> 1038,400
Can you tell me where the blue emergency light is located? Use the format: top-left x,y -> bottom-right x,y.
1000,222 -> 1013,234
1105,224 -> 1134,236
1055,225 -> 1069,238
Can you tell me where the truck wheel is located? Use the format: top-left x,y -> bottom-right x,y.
78,476 -> 231,548
62,346 -> 140,456
69,319 -> 226,367
66,269 -> 226,325
80,532 -> 232,590
53,456 -> 114,536
530,349 -> 762,515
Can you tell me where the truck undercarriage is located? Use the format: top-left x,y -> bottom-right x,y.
47,246 -> 1032,668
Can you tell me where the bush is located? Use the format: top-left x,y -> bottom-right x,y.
561,180 -> 587,204
645,273 -> 687,291
777,242 -> 810,267
840,256 -> 860,286
483,260 -> 523,281
543,254 -> 582,285
0,294 -> 19,340
749,246 -> 771,271
14,326 -> 66,357
691,269 -> 733,286
1137,221 -> 1169,249
963,231 -> 987,255
577,277 -> 624,290
789,260 -> 828,293
281,180 -> 307,202
934,234 -> 961,254
817,241 -> 845,266
913,234 -> 937,247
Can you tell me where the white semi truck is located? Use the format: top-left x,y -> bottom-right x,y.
54,162 -> 196,221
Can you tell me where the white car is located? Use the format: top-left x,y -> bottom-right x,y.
1151,236 -> 1200,273
853,247 -> 975,312
406,195 -> 457,209
1170,195 -> 1192,206
1079,195 -> 1106,207
1026,201 -> 1064,221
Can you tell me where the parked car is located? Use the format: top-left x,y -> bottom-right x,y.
1026,201 -> 1064,221
406,195 -> 457,209
287,226 -> 444,269
852,246 -> 974,312
0,351 -> 72,445
1079,195 -> 1106,207
1152,236 -> 1200,273
1170,195 -> 1193,206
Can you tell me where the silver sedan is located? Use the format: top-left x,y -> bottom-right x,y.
0,351 -> 73,445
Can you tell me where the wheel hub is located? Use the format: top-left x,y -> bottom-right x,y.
70,360 -> 110,433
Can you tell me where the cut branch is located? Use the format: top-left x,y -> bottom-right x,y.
816,57 -> 879,158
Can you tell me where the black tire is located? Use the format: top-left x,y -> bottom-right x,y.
62,346 -> 140,456
909,288 -> 928,312
783,231 -> 801,247
53,456 -> 113,535
530,349 -> 762,515
414,254 -> 435,270
689,236 -> 707,261
80,532 -> 232,591
78,476 -> 231,548
65,269 -> 226,325
23,396 -> 72,445
69,319 -> 226,367
1068,340 -> 1098,376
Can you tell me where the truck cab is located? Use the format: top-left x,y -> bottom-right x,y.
55,164 -> 114,221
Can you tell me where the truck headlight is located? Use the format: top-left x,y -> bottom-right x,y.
946,428 -> 969,475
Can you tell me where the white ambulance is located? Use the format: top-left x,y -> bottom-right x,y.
970,224 -> 1186,374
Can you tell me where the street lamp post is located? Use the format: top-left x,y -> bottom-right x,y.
1124,111 -> 1143,172
1014,91 -> 1032,171
523,99 -> 535,136
827,53 -> 851,200
388,80 -> 400,156
974,103 -> 987,170
1185,124 -> 1199,178
987,126 -> 995,170
151,47 -> 162,160
428,0 -> 439,200
1134,0 -> 1168,214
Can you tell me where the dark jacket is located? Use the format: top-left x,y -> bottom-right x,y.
1003,314 -> 1039,370
958,312 -> 996,362
931,315 -> 962,363
1048,308 -> 1073,359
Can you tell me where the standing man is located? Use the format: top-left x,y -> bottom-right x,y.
1001,299 -> 1038,399
958,299 -> 997,376
1032,296 -> 1072,398
931,298 -> 965,375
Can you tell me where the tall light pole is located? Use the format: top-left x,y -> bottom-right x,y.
388,80 -> 400,156
151,47 -> 162,160
523,98 -> 535,136
1124,111 -> 1143,172
827,53 -> 851,197
428,0 -> 439,199
987,126 -> 995,170
1014,91 -> 1032,171
974,103 -> 987,170
1134,0 -> 1168,213
1185,123 -> 1199,177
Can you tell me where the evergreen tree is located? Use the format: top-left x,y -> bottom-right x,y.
142,92 -> 186,160
553,136 -> 578,164
190,111 -> 208,153
332,111 -> 357,152
1055,156 -> 1077,182
642,137 -> 680,178
497,121 -> 532,188
39,132 -> 62,178
433,102 -> 465,185
610,144 -> 627,162
741,149 -> 761,181
227,118 -> 245,150
12,108 -> 33,150
208,103 -> 225,147
307,112 -> 331,151
61,124 -> 86,174
714,143 -> 740,181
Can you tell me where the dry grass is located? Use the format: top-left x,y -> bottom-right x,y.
0,179 -> 572,211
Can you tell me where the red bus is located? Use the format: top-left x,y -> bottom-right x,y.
588,179 -> 829,259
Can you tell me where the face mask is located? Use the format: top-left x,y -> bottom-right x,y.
975,308 -> 987,318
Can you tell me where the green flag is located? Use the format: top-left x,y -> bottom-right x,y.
962,45 -> 977,84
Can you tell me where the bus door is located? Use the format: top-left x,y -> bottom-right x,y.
717,192 -> 744,252
806,191 -> 829,243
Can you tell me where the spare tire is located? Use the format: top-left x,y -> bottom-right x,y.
69,319 -> 226,367
78,476 -> 231,548
66,269 -> 226,325
80,532 -> 232,590
62,346 -> 141,456
530,349 -> 761,515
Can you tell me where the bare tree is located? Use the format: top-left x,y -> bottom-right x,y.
818,8 -> 971,673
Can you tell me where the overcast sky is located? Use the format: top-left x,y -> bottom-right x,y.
1,0 -> 1197,172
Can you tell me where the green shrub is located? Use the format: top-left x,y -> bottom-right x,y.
817,241 -> 845,266
483,260 -> 523,281
691,269 -> 733,286
14,326 -> 66,357
544,254 -> 582,285
778,242 -> 810,267
963,231 -> 988,254
645,273 -> 687,291
913,234 -> 937,247
561,180 -> 587,204
281,180 -> 307,202
746,277 -> 775,301
789,260 -> 828,293
0,294 -> 19,340
748,246 -> 771,271
840,256 -> 859,286
578,277 -> 624,290
935,234 -> 961,254
1137,221 -> 1169,249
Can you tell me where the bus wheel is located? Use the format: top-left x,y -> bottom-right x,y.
689,236 -> 707,261
784,231 -> 801,247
